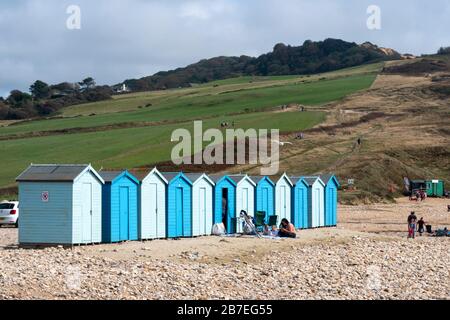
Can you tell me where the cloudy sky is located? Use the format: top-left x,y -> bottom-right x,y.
1,0 -> 449,97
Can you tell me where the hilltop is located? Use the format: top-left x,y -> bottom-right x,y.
121,39 -> 401,91
0,39 -> 400,121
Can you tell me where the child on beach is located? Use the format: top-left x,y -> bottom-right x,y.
407,212 -> 418,239
270,226 -> 279,237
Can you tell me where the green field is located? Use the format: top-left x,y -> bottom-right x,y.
0,63 -> 382,191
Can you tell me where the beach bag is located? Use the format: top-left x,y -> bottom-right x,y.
212,223 -> 226,236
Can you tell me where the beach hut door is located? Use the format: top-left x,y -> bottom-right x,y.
176,188 -> 183,237
199,187 -> 206,235
149,183 -> 158,237
81,183 -> 93,243
296,188 -> 305,228
119,187 -> 130,240
262,187 -> 269,218
313,188 -> 320,228
280,185 -> 287,220
331,188 -> 336,226
242,188 -> 249,213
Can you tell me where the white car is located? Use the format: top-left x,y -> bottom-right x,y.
0,201 -> 19,228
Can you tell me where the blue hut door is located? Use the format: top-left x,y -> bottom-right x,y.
331,188 -> 337,226
262,187 -> 269,219
176,187 -> 183,237
81,183 -> 92,243
119,186 -> 130,241
296,188 -> 305,228
149,183 -> 158,237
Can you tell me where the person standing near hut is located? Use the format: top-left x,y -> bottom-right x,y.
417,217 -> 426,236
407,212 -> 418,239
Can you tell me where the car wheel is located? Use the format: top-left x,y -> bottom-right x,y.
15,220 -> 19,228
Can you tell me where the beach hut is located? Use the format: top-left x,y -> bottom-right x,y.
321,174 -> 340,227
16,164 -> 104,246
251,176 -> 275,222
135,168 -> 168,240
185,173 -> 215,237
425,180 -> 445,197
163,172 -> 193,238
100,171 -> 139,243
229,175 -> 256,233
275,174 -> 293,224
304,177 -> 325,228
291,177 -> 309,229
211,175 -> 237,234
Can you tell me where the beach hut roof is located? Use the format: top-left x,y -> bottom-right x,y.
185,173 -> 215,186
250,176 -> 275,186
228,174 -> 257,186
290,176 -> 308,186
209,174 -> 237,186
320,174 -> 340,187
303,176 -> 325,187
16,164 -> 104,184
130,168 -> 168,184
99,170 -> 139,185
161,172 -> 193,185
277,173 -> 294,187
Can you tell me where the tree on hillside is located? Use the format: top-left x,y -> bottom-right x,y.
78,77 -> 96,90
51,82 -> 80,93
30,80 -> 50,100
7,90 -> 32,108
438,47 -> 450,55
0,100 -> 9,119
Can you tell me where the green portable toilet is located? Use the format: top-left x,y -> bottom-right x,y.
426,180 -> 445,197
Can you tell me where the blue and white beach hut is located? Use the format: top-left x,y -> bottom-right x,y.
136,168 -> 168,240
321,174 -> 340,227
100,171 -> 140,243
304,176 -> 325,228
290,177 -> 309,229
16,164 -> 104,246
275,173 -> 293,224
163,172 -> 193,238
229,175 -> 256,233
185,173 -> 215,237
251,176 -> 275,222
210,175 -> 237,234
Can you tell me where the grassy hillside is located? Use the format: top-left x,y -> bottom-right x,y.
0,63 -> 382,194
0,67 -> 379,137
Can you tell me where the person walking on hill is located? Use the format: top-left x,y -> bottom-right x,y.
407,211 -> 418,239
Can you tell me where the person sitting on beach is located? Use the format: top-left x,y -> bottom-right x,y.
271,226 -> 279,237
279,219 -> 297,238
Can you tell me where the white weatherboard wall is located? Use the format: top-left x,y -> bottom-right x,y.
72,171 -> 103,244
275,175 -> 292,223
192,176 -> 214,236
235,177 -> 255,233
311,179 -> 325,228
140,170 -> 167,239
